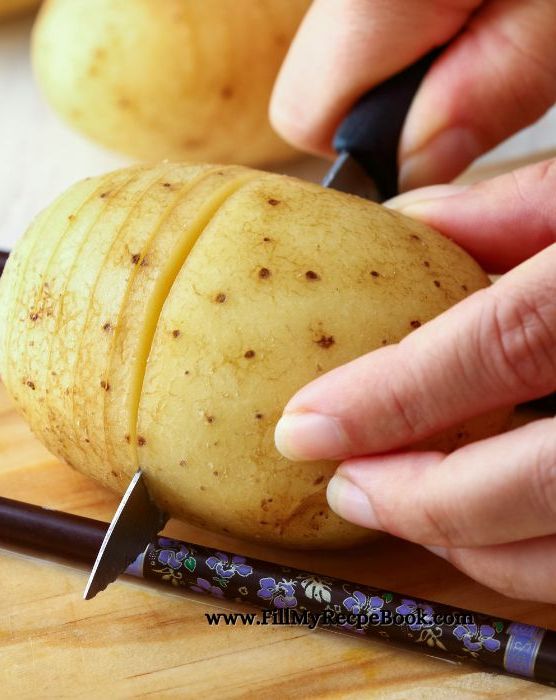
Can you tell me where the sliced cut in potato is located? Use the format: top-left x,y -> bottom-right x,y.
3,175 -> 112,445
103,166 -> 256,490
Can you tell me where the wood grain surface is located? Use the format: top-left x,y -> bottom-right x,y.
0,383 -> 555,699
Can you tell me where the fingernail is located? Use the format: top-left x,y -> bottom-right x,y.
326,474 -> 381,529
423,544 -> 449,559
274,412 -> 349,461
399,127 -> 483,192
385,184 -> 469,213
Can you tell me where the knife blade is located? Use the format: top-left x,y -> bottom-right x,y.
84,469 -> 168,599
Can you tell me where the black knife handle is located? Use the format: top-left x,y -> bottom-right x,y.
0,250 -> 8,278
332,47 -> 442,201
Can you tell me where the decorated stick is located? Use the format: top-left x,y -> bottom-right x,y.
0,496 -> 554,685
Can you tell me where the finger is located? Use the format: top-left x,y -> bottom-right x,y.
399,0 -> 556,189
270,0 -> 478,156
386,158 -> 556,273
274,245 -> 556,461
326,418 -> 556,547
427,536 -> 556,603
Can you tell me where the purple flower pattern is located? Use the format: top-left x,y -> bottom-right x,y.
395,599 -> 435,631
257,577 -> 297,608
453,624 -> 501,653
206,552 -> 253,579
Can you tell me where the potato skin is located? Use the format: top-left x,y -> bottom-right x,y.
31,0 -> 309,165
0,164 -> 512,549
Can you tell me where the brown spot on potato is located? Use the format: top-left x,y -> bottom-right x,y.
172,329 -> 181,338
200,485 -> 206,491
423,261 -> 430,268
29,312 -> 39,321
162,182 -> 173,188
179,459 -> 187,467
433,280 -> 441,288
100,380 -> 110,391
258,267 -> 271,279
410,320 -> 421,329
215,292 -> 226,303
111,470 -> 118,478
381,339 -> 388,345
205,414 -> 214,424
315,335 -> 335,349
244,349 -> 255,359
184,370 -> 190,375
313,476 -> 324,485
370,270 -> 380,278
131,253 -> 141,265
263,237 -> 272,242
100,191 -> 111,199
213,470 -> 219,476
26,380 -> 35,390
220,85 -> 234,99
461,284 -> 468,292
137,435 -> 146,446
267,198 -> 280,206
68,214 -> 76,222
255,412 -> 263,420
410,233 -> 421,241
124,434 -> 130,443
305,270 -> 320,281
102,322 -> 113,332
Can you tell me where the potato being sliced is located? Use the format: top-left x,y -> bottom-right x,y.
0,164 -> 512,549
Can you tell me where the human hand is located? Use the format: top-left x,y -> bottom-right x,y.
270,0 -> 556,190
274,160 -> 556,602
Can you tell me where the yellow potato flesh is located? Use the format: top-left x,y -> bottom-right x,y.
0,165 -> 512,549
32,0 -> 310,165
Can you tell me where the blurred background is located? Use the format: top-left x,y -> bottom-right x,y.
2,6 -> 556,250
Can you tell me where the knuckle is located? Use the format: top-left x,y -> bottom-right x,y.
419,496 -> 468,548
383,367 -> 435,444
527,421 -> 556,519
478,286 -> 556,395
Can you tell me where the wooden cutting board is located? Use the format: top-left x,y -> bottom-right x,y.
0,382 -> 555,699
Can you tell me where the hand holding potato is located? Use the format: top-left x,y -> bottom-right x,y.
0,163 -> 510,549
271,0 -> 556,597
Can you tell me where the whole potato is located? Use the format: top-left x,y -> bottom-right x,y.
31,0 -> 310,165
0,0 -> 39,19
0,164 -> 512,548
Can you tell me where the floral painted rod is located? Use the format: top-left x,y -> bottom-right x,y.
0,497 -> 554,686
125,536 -> 556,686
